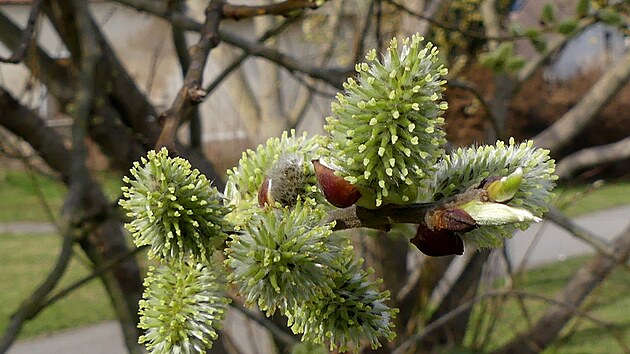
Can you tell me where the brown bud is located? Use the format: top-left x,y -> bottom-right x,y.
411,224 -> 464,257
312,160 -> 361,208
426,208 -> 477,232
258,176 -> 273,207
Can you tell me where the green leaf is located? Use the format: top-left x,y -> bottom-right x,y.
557,19 -> 579,35
526,30 -> 547,53
599,8 -> 622,26
505,56 -> 526,73
541,3 -> 556,24
576,0 -> 590,18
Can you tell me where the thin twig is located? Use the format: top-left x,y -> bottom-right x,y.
392,289 -> 622,354
39,246 -> 148,311
155,0 -> 224,150
229,297 -> 297,348
205,15 -> 300,95
0,0 -> 44,64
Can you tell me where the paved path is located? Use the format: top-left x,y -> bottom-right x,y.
0,221 -> 57,235
3,205 -> 630,354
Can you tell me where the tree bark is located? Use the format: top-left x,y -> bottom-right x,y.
534,50 -> 630,152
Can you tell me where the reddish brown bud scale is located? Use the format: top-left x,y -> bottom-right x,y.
426,208 -> 477,232
258,176 -> 273,207
312,160 -> 361,208
411,224 -> 464,257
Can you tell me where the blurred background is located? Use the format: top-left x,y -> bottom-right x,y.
1,0 -> 629,353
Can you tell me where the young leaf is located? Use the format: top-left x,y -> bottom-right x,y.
541,3 -> 556,24
557,19 -> 579,35
576,0 -> 590,18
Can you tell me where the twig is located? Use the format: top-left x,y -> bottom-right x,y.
110,0 -> 352,89
169,0 -> 202,149
205,15 -> 299,94
0,0 -> 44,64
448,79 -> 500,139
155,0 -> 224,151
386,0 -> 528,41
218,30 -> 352,89
39,245 -> 148,311
493,223 -> 630,354
229,297 -> 297,348
223,0 -> 318,20
392,289 -> 622,354
555,136 -> 630,179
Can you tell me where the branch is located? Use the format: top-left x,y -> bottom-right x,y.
110,0 -> 352,89
169,0 -> 202,149
516,17 -> 595,87
326,203 -> 435,231
420,251 -> 491,349
155,0 -> 224,150
493,223 -> 630,354
113,0 -> 320,21
0,0 -> 44,64
39,245 -> 148,311
545,207 -> 630,272
555,136 -> 630,179
387,0 -> 522,41
534,49 -> 630,152
218,30 -> 352,89
447,79 -> 500,138
205,15 -> 299,94
223,0 -> 318,20
229,298 -> 297,349
392,289 -> 623,354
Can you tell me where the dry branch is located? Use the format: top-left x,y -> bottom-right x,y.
155,0 -> 224,151
534,50 -> 630,152
555,136 -> 630,179
0,0 -> 44,63
493,223 -> 630,354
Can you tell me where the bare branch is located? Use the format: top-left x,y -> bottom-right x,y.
114,0 -> 320,21
493,223 -> 630,354
555,136 -> 630,179
0,0 -> 44,64
392,288 -> 623,354
155,0 -> 224,150
219,30 -> 352,89
110,0 -> 352,89
223,0 -> 318,20
205,16 -> 299,94
229,298 -> 297,349
534,50 -> 630,151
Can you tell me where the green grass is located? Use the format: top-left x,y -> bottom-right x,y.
0,232 -> 116,338
467,256 -> 630,353
0,169 -> 124,222
554,181 -> 630,217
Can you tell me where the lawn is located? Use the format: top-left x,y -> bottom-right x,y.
468,255 -> 630,353
0,232 -> 115,339
0,169 -> 124,223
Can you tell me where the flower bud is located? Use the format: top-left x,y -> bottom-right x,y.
313,160 -> 361,208
460,200 -> 541,226
411,224 -> 464,257
258,176 -> 273,207
425,207 -> 477,232
482,167 -> 523,203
